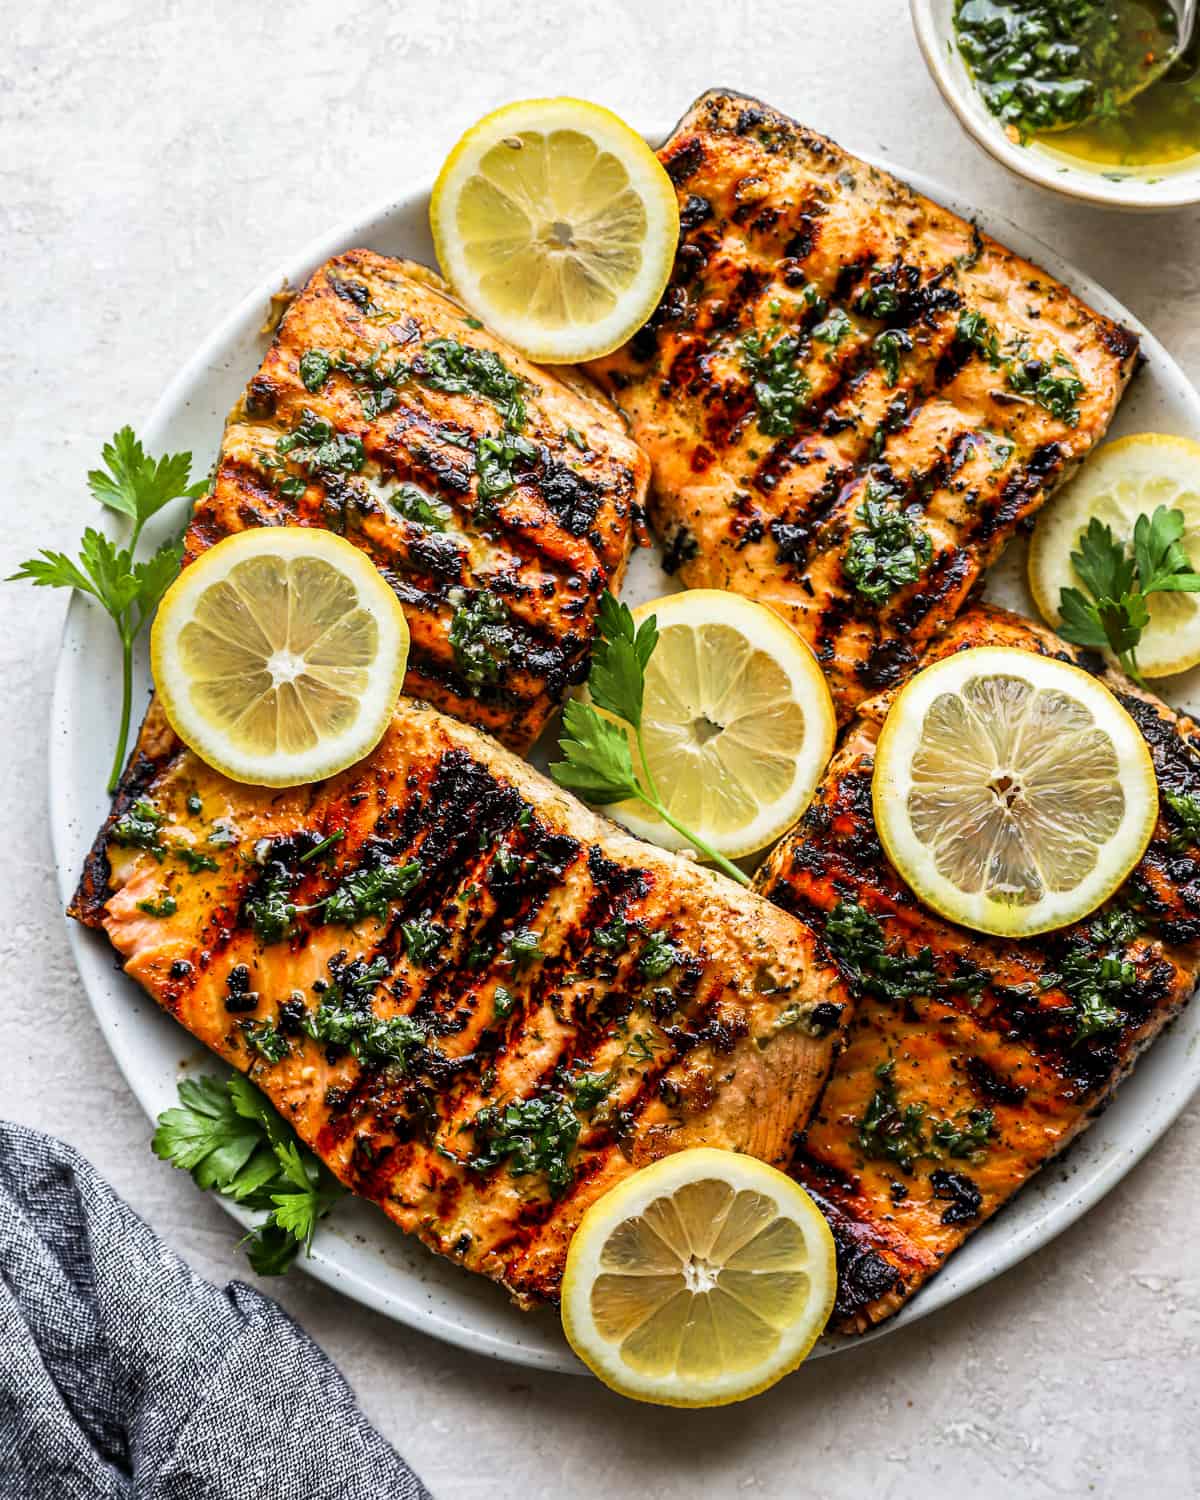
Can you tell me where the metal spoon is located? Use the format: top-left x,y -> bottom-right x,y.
1172,0 -> 1197,51
1119,0 -> 1197,105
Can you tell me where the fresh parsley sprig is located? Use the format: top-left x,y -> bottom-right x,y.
8,428 -> 207,791
1056,506 -> 1200,685
152,1072 -> 345,1275
550,594 -> 751,887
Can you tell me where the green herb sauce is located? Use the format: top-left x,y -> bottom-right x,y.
955,1 -> 1200,171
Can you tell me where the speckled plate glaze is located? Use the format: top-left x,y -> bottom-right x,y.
50,137 -> 1200,1375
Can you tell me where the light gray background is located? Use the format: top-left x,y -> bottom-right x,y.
3,2 -> 1198,1495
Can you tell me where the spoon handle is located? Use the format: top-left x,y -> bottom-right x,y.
1179,0 -> 1197,51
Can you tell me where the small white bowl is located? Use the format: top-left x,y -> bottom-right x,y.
910,0 -> 1200,210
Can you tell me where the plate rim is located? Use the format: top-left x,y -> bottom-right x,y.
49,135 -> 1200,1375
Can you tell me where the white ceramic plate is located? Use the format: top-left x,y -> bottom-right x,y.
50,136 -> 1200,1376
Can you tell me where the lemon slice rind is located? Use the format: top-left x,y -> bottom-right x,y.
1029,433 -> 1200,679
151,528 -> 409,787
873,647 -> 1157,938
561,1148 -> 837,1407
430,97 -> 680,364
595,589 -> 836,860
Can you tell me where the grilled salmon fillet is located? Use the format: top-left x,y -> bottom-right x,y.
71,698 -> 852,1305
190,248 -> 649,752
756,605 -> 1200,1332
586,91 -> 1139,719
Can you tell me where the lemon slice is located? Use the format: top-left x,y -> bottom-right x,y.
561,1148 -> 837,1407
873,647 -> 1157,937
595,590 -> 836,860
1029,434 -> 1200,679
151,528 -> 409,786
430,97 -> 680,363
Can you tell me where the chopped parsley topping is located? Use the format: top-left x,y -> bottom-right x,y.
823,900 -> 983,1003
415,338 -> 528,431
388,483 -> 453,532
1005,350 -> 1084,425
470,1092 -> 580,1195
321,857 -> 422,926
638,932 -> 683,979
111,800 -> 165,854
855,275 -> 902,319
626,1031 -> 662,1063
243,861 -> 299,944
299,830 -> 345,864
302,953 -> 426,1071
594,916 -> 629,953
812,306 -> 853,350
567,1067 -> 615,1111
1164,789 -> 1200,850
448,588 -> 514,689
276,408 -> 366,477
856,1061 -> 996,1174
505,927 -> 543,968
874,328 -> 913,387
855,1062 -> 931,1173
843,485 -> 933,603
932,1108 -> 997,1158
740,331 -> 812,437
175,847 -> 219,874
1040,926 -> 1138,1044
137,893 -> 177,918
239,1018 -> 290,1064
298,349 -> 334,391
474,431 -> 538,504
306,1004 -> 425,1069
492,985 -> 516,1021
402,916 -> 448,967
955,309 -> 1000,365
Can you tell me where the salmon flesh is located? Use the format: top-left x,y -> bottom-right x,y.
757,606 -> 1200,1332
72,698 -> 853,1304
191,248 -> 650,752
587,91 -> 1139,719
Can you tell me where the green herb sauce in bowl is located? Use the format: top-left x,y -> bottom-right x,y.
953,0 -> 1200,171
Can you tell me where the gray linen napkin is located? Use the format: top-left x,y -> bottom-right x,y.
0,1120 -> 431,1499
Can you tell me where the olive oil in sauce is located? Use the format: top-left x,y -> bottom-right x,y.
1045,34 -> 1200,168
954,0 -> 1200,173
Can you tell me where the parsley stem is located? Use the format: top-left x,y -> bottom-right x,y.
630,785 -> 751,888
108,630 -> 135,794
635,722 -> 664,806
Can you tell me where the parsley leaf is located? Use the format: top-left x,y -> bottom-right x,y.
86,426 -> 207,531
9,429 -> 203,791
587,592 -> 659,728
1056,507 -> 1200,682
153,1072 -> 344,1274
551,698 -> 641,804
549,594 -> 752,887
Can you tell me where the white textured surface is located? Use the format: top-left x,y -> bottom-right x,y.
2,2 -> 1198,1494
